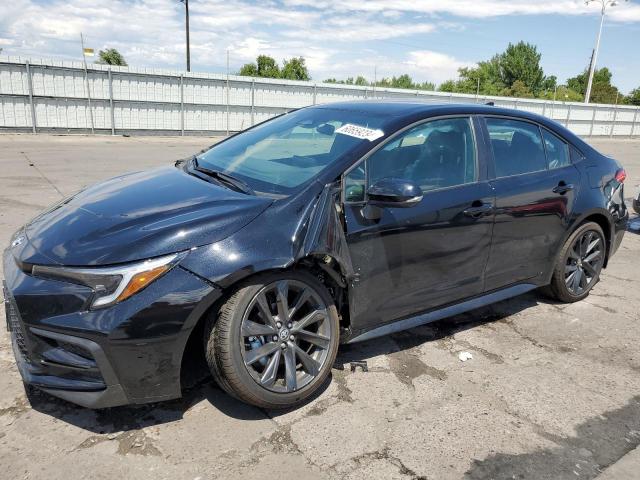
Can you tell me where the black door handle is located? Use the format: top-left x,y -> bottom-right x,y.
553,182 -> 574,195
463,202 -> 494,218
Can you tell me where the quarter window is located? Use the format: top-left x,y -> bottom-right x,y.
344,163 -> 366,202
486,118 -> 546,177
542,129 -> 571,169
570,146 -> 585,163
365,117 -> 477,194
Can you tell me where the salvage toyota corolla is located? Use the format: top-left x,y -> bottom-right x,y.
3,102 -> 628,409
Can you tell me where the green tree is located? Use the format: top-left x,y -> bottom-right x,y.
280,57 -> 310,81
238,63 -> 258,76
590,82 -> 622,104
416,81 -> 435,91
540,75 -> 558,97
438,79 -> 457,93
502,80 -> 534,98
256,55 -> 280,77
447,56 -> 505,95
626,87 -> 640,106
354,75 -> 369,86
539,85 -> 583,102
325,74 -> 433,91
437,41 -> 556,99
391,74 -> 414,89
239,55 -> 281,78
96,48 -> 127,66
499,42 -> 545,94
324,76 -> 368,86
567,67 -> 622,104
567,67 -> 611,94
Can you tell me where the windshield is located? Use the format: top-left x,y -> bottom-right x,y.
196,107 -> 387,196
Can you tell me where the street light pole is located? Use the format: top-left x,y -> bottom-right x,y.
584,0 -> 626,104
180,0 -> 191,72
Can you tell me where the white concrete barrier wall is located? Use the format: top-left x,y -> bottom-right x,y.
1,56 -> 639,137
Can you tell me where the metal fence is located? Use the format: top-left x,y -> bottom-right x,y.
1,55 -> 639,137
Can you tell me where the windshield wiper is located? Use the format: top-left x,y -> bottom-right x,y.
191,156 -> 255,195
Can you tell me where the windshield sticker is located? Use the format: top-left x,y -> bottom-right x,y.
336,124 -> 384,141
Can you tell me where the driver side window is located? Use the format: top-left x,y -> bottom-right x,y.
344,117 -> 477,203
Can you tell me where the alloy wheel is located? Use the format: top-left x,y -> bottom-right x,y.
564,229 -> 604,296
240,279 -> 332,393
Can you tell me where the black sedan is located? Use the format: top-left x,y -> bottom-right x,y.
3,102 -> 628,409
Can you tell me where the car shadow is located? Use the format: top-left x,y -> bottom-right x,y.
25,290 -> 549,431
335,290 -> 545,366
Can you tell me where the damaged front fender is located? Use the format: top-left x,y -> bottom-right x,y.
179,180 -> 355,292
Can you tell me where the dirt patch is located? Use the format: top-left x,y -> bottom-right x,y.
0,396 -> 30,418
77,430 -> 161,456
455,339 -> 505,364
332,368 -> 354,403
388,350 -> 447,387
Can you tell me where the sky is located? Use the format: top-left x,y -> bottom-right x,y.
0,0 -> 639,93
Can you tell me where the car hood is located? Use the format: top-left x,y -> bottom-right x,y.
20,166 -> 273,266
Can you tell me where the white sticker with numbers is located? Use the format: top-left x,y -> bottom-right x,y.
335,123 -> 384,141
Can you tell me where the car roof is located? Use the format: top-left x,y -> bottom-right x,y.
313,99 -> 541,121
312,100 -> 594,153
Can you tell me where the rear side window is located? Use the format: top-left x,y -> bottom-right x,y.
542,129 -> 571,169
486,118 -> 546,177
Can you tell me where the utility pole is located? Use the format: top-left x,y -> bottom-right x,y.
226,49 -> 230,136
584,0 -> 626,104
181,0 -> 191,72
372,65 -> 377,98
80,33 -> 95,134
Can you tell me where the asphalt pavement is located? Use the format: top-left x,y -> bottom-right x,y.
0,134 -> 639,480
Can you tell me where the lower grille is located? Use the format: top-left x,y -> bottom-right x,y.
4,288 -> 29,360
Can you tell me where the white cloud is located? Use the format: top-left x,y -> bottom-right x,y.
0,0 -> 637,90
313,0 -> 640,22
282,18 -> 435,42
405,50 -> 474,84
307,49 -> 472,86
233,38 -> 274,61
0,0 -> 445,75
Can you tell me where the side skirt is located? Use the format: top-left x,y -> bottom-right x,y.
346,283 -> 537,344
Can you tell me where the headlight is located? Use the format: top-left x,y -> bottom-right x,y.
31,253 -> 185,309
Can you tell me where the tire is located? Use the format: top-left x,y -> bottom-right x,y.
204,270 -> 340,409
545,221 -> 606,303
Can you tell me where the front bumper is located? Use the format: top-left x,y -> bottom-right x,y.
3,248 -> 221,408
5,298 -> 129,408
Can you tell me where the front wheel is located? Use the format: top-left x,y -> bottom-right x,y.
545,222 -> 606,303
205,271 -> 340,409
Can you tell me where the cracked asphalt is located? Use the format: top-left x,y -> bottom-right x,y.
0,134 -> 639,480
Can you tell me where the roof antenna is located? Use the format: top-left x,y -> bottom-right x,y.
485,101 -> 495,106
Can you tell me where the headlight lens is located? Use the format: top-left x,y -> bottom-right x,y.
31,253 -> 185,309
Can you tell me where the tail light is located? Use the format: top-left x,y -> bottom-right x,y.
615,168 -> 626,183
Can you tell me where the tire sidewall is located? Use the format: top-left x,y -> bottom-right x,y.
554,222 -> 605,301
218,270 -> 340,408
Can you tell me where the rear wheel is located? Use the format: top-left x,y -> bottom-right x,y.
205,271 -> 339,409
545,222 -> 606,303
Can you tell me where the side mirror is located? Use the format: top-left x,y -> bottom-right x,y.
367,178 -> 423,208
